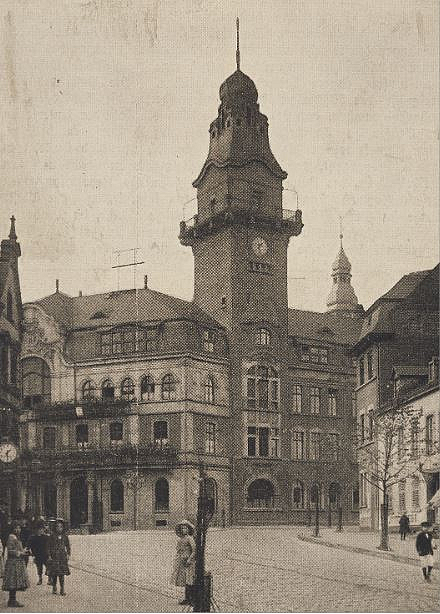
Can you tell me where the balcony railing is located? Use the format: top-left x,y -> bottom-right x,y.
26,398 -> 133,421
20,443 -> 178,469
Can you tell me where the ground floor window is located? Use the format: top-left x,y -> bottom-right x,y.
292,480 -> 304,508
247,479 -> 275,509
155,478 -> 169,512
110,479 -> 124,512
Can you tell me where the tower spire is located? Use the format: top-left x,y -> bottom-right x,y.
236,17 -> 240,71
9,215 -> 17,242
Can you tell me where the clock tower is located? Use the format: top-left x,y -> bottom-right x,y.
180,28 -> 302,331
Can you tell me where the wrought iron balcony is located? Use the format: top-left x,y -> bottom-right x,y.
20,443 -> 178,470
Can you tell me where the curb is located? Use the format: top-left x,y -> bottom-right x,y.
297,533 -> 439,569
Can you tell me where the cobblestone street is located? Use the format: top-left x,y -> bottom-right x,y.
4,527 -> 439,612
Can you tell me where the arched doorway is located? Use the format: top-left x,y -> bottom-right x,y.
70,477 -> 88,528
43,482 -> 57,519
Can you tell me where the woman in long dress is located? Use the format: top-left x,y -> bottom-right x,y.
2,521 -> 29,608
170,520 -> 196,606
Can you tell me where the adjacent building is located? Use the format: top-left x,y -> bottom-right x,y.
353,265 -> 439,530
0,217 -> 23,515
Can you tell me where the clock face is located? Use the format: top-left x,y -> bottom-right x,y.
0,442 -> 17,463
252,237 -> 268,257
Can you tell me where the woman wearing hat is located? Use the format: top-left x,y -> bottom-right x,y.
47,519 -> 70,596
2,521 -> 30,607
170,520 -> 196,606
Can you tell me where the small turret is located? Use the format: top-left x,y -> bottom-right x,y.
326,231 -> 360,313
0,216 -> 21,263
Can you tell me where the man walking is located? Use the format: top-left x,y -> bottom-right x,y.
399,512 -> 410,540
416,521 -> 434,582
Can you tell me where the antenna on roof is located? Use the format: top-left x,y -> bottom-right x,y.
236,17 -> 240,71
339,215 -> 343,247
112,247 -> 145,291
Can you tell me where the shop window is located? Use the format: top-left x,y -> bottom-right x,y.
247,479 -> 275,509
110,479 -> 124,512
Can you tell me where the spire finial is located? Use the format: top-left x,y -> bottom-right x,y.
236,17 -> 240,71
339,215 -> 343,247
9,215 -> 17,241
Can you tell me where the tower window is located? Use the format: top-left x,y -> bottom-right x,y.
153,420 -> 168,447
256,328 -> 271,346
204,375 -> 215,403
246,365 -> 279,411
202,330 -> 215,352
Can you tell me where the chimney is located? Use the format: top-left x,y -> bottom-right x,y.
144,275 -> 148,289
55,279 -> 59,293
78,290 -> 83,297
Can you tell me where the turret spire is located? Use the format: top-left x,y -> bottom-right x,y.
9,215 -> 17,241
236,17 -> 240,71
339,215 -> 343,247
326,229 -> 360,313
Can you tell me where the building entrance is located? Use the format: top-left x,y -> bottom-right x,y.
70,477 -> 88,528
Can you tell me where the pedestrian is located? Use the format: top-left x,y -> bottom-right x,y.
27,520 -> 49,585
2,521 -> 30,608
170,520 -> 196,606
416,520 -> 435,582
18,521 -> 31,567
399,512 -> 410,540
47,519 -> 70,596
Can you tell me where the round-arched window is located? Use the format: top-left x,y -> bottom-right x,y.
140,375 -> 155,400
82,380 -> 96,401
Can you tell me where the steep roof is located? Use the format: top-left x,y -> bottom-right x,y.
380,270 -> 431,301
33,287 -> 220,331
288,308 -> 362,345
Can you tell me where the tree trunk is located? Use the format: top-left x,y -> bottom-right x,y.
379,490 -> 389,551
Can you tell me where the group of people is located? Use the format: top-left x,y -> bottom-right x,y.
1,515 -> 71,608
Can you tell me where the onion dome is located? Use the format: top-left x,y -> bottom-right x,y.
219,70 -> 258,105
326,236 -> 360,313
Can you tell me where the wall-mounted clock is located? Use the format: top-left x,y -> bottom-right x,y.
0,442 -> 18,463
252,237 -> 268,257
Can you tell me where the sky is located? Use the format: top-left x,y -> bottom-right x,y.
1,0 -> 438,312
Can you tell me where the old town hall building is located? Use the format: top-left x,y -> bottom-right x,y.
17,54 -> 364,531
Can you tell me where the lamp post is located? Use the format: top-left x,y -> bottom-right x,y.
193,463 -> 215,613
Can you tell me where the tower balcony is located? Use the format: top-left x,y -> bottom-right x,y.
179,207 -> 303,246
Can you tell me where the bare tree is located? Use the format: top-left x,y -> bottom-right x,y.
359,402 -> 424,551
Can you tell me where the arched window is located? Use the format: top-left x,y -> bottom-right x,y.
155,478 -> 169,512
247,479 -> 275,509
22,357 -> 51,408
81,380 -> 96,401
140,375 -> 155,401
292,480 -> 304,509
101,379 -> 115,400
246,365 -> 279,411
6,292 -> 13,322
204,376 -> 215,403
120,378 -> 135,401
161,374 -> 175,400
329,483 -> 341,510
110,422 -> 123,442
110,479 -> 124,512
205,477 -> 218,513
256,328 -> 271,346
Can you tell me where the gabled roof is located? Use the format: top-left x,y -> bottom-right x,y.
288,308 -> 362,345
33,287 -> 221,331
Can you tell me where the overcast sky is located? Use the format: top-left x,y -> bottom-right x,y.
1,0 -> 438,312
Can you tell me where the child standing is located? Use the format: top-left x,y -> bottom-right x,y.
47,519 -> 70,596
416,520 -> 435,582
171,520 -> 196,606
2,522 -> 29,607
27,521 -> 49,585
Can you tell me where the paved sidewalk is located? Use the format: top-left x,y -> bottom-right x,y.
298,526 -> 439,568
